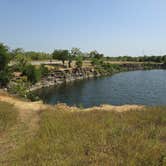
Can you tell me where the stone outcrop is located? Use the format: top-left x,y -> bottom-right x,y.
29,68 -> 101,91
29,63 -> 166,91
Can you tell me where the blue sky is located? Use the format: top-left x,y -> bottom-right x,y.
0,0 -> 166,56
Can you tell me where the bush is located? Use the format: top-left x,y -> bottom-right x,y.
0,43 -> 9,71
40,64 -> 49,77
26,92 -> 40,101
23,64 -> 41,84
0,69 -> 11,87
8,77 -> 29,97
91,58 -> 104,66
75,56 -> 83,68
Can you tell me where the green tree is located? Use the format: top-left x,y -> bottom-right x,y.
23,64 -> 41,84
14,53 -> 29,72
12,48 -> 24,56
75,56 -> 83,68
90,50 -> 104,59
12,48 -> 29,72
91,58 -> 104,67
25,51 -> 51,60
67,52 -> 73,68
0,43 -> 9,71
69,48 -> 82,67
40,64 -> 49,76
0,69 -> 11,87
52,50 -> 69,65
71,48 -> 82,57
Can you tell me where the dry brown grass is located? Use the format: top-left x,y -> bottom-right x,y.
0,92 -> 165,165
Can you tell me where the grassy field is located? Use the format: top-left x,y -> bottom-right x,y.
0,100 -> 165,166
0,93 -> 165,165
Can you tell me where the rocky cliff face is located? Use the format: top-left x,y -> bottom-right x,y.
30,63 -> 166,91
30,68 -> 101,91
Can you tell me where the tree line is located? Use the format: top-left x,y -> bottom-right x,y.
1,42 -> 166,88
105,55 -> 166,63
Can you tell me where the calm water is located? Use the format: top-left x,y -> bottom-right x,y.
36,70 -> 166,108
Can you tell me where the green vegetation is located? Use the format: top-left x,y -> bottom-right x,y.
25,51 -> 51,61
0,43 -> 9,71
1,106 -> 164,165
0,68 -> 11,87
90,50 -> 104,59
8,77 -> 30,97
23,64 -> 41,84
75,55 -> 83,68
0,101 -> 18,133
40,64 -> 49,76
106,55 -> 166,63
52,49 -> 69,65
0,43 -> 11,87
1,41 -> 166,98
91,58 -> 122,75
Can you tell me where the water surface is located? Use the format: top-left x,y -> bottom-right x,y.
36,70 -> 166,107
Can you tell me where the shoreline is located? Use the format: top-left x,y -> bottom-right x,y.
0,90 -> 145,112
27,63 -> 166,92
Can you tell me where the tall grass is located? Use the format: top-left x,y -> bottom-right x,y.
0,101 -> 18,133
12,107 -> 166,166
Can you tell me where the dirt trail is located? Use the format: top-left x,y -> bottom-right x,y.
0,93 -> 50,165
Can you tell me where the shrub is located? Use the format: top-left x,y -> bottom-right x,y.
0,43 -> 9,71
40,64 -> 49,77
0,68 -> 11,87
75,56 -> 83,68
23,64 -> 41,84
8,77 -> 29,97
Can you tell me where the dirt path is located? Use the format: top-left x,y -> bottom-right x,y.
0,93 -> 50,165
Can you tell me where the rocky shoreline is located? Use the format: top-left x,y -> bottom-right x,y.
28,63 -> 166,92
28,67 -> 102,91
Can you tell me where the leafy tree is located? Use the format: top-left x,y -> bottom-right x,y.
40,64 -> 49,76
71,48 -> 82,57
8,77 -> 29,97
23,64 -> 41,84
91,58 -> 104,66
12,48 -> 24,56
25,51 -> 51,60
163,55 -> 166,64
10,48 -> 28,72
0,69 -> 11,87
68,52 -> 73,68
0,43 -> 9,71
52,50 -> 69,65
68,48 -> 82,68
75,56 -> 83,68
90,50 -> 104,59
14,53 -> 29,72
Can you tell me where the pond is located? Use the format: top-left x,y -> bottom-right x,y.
36,70 -> 166,108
